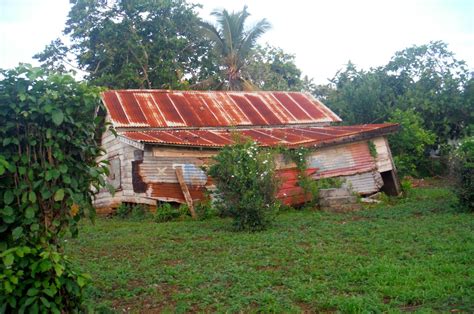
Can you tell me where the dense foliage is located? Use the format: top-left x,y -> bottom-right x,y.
35,0 -> 217,89
452,137 -> 474,211
317,41 -> 473,176
246,44 -> 304,91
387,109 -> 436,177
0,65 -> 106,311
208,140 -> 279,231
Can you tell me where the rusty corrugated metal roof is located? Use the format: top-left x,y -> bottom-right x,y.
119,124 -> 398,148
102,90 -> 342,128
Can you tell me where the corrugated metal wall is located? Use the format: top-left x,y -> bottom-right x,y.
307,141 -> 376,178
94,138 -> 391,211
342,171 -> 384,195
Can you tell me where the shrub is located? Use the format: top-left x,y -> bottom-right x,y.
154,203 -> 181,223
208,139 -> 280,231
130,204 -> 149,220
451,137 -> 474,211
116,204 -> 149,220
388,108 -> 436,177
0,245 -> 89,313
194,199 -> 217,220
0,65 -> 106,310
116,204 -> 131,219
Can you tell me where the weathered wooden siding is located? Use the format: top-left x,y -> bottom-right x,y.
94,136 -> 395,212
93,130 -> 125,212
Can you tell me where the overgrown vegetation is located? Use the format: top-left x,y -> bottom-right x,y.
66,184 -> 473,312
280,147 -> 342,206
388,109 -> 436,177
208,140 -> 280,231
153,203 -> 192,223
316,41 -> 473,177
451,137 -> 474,211
0,65 -> 106,311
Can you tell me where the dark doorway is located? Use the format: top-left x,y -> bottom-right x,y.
380,170 -> 400,196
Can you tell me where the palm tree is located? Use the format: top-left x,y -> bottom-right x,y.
199,6 -> 271,91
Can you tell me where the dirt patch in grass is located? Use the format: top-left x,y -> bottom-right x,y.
163,259 -> 183,266
255,265 -> 281,272
297,301 -> 317,313
297,241 -> 312,249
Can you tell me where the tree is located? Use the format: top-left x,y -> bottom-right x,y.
0,64 -> 107,311
35,0 -> 217,89
384,41 -> 472,141
199,6 -> 271,90
321,41 -> 472,140
387,109 -> 436,177
245,44 -> 303,91
323,62 -> 396,125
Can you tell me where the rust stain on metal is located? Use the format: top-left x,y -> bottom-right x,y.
120,124 -> 399,148
148,182 -> 206,202
276,168 -> 318,206
101,90 -> 342,128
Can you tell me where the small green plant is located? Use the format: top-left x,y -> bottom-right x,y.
368,140 -> 378,158
208,139 -> 279,231
130,204 -> 149,220
194,199 -> 218,220
177,204 -> 192,220
115,204 -> 149,220
154,203 -> 180,223
116,204 -> 131,219
400,178 -> 414,196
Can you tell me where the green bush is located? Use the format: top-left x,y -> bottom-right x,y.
452,137 -> 474,211
116,204 -> 131,219
208,139 -> 280,231
0,65 -> 106,309
131,205 -> 149,220
194,199 -> 218,220
0,246 -> 90,313
116,204 -> 149,220
388,108 -> 436,177
154,203 -> 181,223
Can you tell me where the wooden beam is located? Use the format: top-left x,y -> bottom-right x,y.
175,167 -> 197,219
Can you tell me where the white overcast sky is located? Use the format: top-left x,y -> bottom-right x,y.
0,0 -> 472,84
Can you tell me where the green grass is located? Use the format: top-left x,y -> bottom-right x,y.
66,186 -> 474,312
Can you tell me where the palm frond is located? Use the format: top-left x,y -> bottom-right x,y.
199,21 -> 226,55
239,18 -> 271,59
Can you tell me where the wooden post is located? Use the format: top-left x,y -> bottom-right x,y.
175,167 -> 197,219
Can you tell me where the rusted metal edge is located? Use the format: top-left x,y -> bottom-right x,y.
119,124 -> 399,149
113,122 -> 333,132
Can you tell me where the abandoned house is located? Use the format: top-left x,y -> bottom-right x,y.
94,90 -> 400,214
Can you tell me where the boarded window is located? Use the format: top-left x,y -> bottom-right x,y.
108,157 -> 121,189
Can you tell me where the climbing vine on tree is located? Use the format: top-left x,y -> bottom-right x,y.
0,64 -> 107,311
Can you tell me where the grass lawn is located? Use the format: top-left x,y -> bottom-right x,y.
66,185 -> 474,313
